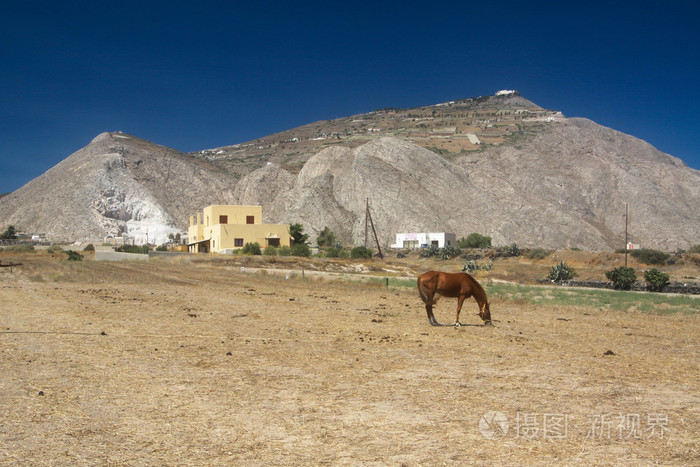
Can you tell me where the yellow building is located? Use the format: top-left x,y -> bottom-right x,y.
187,205 -> 291,253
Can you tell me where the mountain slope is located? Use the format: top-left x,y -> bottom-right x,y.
0,132 -> 236,243
237,131 -> 698,250
1,92 -> 698,250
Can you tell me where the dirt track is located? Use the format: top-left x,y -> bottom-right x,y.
0,257 -> 698,465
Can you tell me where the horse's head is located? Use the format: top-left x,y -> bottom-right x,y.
479,302 -> 492,325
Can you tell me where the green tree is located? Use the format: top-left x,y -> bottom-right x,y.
606,266 -> 637,290
289,223 -> 309,245
458,233 -> 492,249
316,227 -> 337,247
1,225 -> 17,239
644,268 -> 670,292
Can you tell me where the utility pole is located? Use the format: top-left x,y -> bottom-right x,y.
364,199 -> 369,248
624,203 -> 628,267
365,198 -> 384,259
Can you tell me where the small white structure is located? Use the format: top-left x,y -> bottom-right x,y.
466,133 -> 481,145
627,242 -> 640,250
392,232 -> 456,249
495,89 -> 517,96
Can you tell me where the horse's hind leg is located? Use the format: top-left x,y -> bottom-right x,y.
427,303 -> 440,326
423,293 -> 440,326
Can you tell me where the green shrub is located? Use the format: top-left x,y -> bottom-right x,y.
440,246 -> 463,259
350,246 -> 373,259
630,249 -> 670,265
324,246 -> 343,258
115,245 -> 151,254
458,233 -> 492,249
502,243 -> 522,257
644,268 -> 670,292
291,243 -> 311,257
420,244 -> 441,258
66,250 -> 83,261
263,245 -> 278,256
156,244 -> 168,251
526,248 -> 550,260
547,261 -> 577,282
606,266 -> 637,290
47,246 -> 64,254
278,246 -> 292,256
84,244 -> 95,251
688,244 -> 700,254
242,242 -> 262,255
462,260 -> 493,272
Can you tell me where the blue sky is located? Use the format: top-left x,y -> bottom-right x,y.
2,1 -> 699,193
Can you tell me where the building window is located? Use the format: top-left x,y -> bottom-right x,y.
268,238 -> 280,247
219,215 -> 228,224
246,216 -> 255,224
234,238 -> 244,247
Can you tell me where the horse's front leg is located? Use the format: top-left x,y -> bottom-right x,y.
454,295 -> 466,326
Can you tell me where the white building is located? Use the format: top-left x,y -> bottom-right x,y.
466,133 -> 481,145
392,232 -> 457,249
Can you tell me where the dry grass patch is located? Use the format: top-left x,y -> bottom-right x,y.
0,255 -> 698,464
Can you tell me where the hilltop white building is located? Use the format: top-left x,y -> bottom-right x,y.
392,232 -> 456,249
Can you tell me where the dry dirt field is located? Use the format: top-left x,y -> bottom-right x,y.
0,252 -> 698,465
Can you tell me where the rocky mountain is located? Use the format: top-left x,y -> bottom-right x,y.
0,132 -> 236,243
1,92 -> 698,250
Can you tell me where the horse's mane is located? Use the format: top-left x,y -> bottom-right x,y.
463,272 -> 487,298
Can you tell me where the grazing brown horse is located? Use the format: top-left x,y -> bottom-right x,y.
417,271 -> 492,326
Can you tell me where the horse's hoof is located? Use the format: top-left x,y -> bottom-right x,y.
453,322 -> 461,327
484,320 -> 493,326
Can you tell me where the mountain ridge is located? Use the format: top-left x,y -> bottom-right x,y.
0,93 -> 698,250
